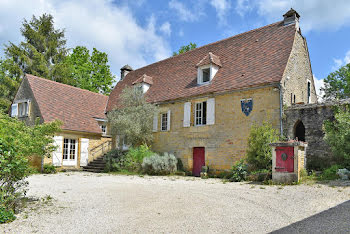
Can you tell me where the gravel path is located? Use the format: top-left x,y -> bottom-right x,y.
1,172 -> 350,233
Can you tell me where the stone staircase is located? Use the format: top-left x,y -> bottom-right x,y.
82,156 -> 106,173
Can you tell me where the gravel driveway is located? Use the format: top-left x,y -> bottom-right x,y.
1,172 -> 350,233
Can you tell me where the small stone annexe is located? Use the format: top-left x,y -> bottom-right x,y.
11,9 -> 321,174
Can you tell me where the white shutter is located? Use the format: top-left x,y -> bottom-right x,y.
11,104 -> 18,117
153,114 -> 158,132
80,138 -> 89,167
167,110 -> 171,131
207,98 -> 215,125
183,102 -> 191,127
27,100 -> 31,116
52,136 -> 63,166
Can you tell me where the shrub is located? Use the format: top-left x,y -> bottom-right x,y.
246,122 -> 279,171
0,206 -> 16,224
142,152 -> 177,175
320,165 -> 341,180
0,138 -> 29,213
229,159 -> 248,182
104,149 -> 127,172
43,164 -> 56,174
323,107 -> 350,168
125,145 -> 154,171
247,169 -> 272,182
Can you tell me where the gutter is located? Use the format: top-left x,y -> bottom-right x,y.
279,83 -> 283,137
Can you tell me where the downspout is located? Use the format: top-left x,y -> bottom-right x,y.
279,83 -> 283,137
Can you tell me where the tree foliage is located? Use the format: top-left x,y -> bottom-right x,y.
173,42 -> 197,56
0,59 -> 20,114
322,63 -> 350,100
0,113 -> 61,219
65,46 -> 115,94
323,106 -> 350,167
4,14 -> 70,83
108,87 -> 158,146
246,122 -> 280,171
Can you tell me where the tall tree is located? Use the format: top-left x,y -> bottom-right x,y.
322,63 -> 350,100
0,59 -> 19,114
173,42 -> 197,56
108,87 -> 158,146
65,46 -> 115,94
4,14 -> 70,83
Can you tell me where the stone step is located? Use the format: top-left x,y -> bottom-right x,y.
83,165 -> 105,170
82,168 -> 104,173
88,162 -> 106,166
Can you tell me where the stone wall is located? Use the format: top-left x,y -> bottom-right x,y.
13,78 -> 43,125
281,31 -> 317,106
152,86 -> 281,172
283,99 -> 350,170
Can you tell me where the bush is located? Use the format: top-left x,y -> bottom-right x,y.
0,138 -> 29,213
43,164 -> 56,174
125,145 -> 154,171
104,149 -> 127,172
246,122 -> 279,171
247,169 -> 272,182
142,152 -> 177,175
323,107 -> 350,168
0,206 -> 16,223
229,159 -> 248,182
320,165 -> 341,180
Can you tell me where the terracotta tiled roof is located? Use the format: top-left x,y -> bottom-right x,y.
196,52 -> 222,67
107,21 -> 296,111
26,74 -> 108,134
132,74 -> 153,85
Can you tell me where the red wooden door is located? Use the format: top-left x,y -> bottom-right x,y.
193,147 -> 205,177
276,147 -> 294,172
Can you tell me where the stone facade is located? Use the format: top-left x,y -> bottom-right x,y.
283,99 -> 350,170
281,30 -> 317,106
152,85 -> 281,172
13,78 -> 43,125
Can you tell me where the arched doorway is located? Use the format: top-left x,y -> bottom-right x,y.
294,120 -> 305,142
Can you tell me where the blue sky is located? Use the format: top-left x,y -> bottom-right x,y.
1,0 -> 350,96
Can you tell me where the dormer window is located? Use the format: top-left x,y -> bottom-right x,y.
11,100 -> 30,118
196,52 -> 222,85
202,68 -> 210,83
132,74 -> 153,93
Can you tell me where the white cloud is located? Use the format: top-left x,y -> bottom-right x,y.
169,0 -> 198,22
159,22 -> 171,36
0,0 -> 171,80
313,75 -> 325,102
235,0 -> 253,17
332,50 -> 350,71
210,0 -> 231,25
235,0 -> 350,32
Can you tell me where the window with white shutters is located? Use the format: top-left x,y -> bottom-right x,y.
195,101 -> 207,126
63,139 -> 77,160
161,113 -> 168,131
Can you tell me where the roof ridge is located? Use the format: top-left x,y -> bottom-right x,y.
25,74 -> 108,98
127,20 -> 287,73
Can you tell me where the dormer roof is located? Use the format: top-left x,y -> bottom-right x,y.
132,74 -> 153,85
196,52 -> 222,67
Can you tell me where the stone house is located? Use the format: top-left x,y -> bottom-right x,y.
11,74 -> 112,169
106,9 -> 317,175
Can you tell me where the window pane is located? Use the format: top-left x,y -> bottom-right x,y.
69,139 -> 76,160
161,113 -> 167,131
63,139 -> 69,160
202,68 -> 210,83
203,101 -> 207,125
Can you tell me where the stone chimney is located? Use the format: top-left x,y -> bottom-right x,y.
283,8 -> 300,30
120,64 -> 133,81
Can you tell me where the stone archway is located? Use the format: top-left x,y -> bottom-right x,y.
294,120 -> 305,142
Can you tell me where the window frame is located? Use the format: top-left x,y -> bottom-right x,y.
198,65 -> 211,85
101,125 -> 107,135
307,80 -> 311,103
161,112 -> 168,131
195,101 -> 207,126
18,101 -> 29,117
63,138 -> 77,161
